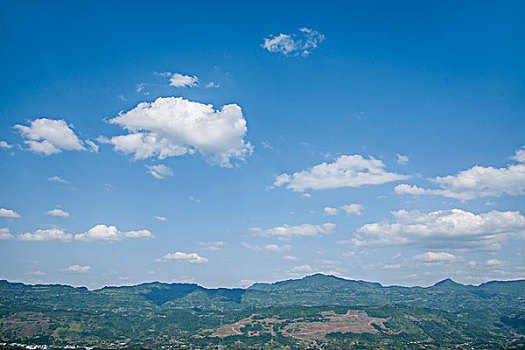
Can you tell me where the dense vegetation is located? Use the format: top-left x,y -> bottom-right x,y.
0,274 -> 523,349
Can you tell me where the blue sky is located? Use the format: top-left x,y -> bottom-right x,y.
0,0 -> 524,289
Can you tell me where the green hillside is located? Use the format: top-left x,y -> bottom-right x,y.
0,274 -> 523,349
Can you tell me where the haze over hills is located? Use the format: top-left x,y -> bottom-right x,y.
0,274 -> 523,349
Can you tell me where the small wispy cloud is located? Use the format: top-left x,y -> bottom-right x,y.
262,28 -> 325,57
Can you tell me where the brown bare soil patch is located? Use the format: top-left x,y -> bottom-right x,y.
209,310 -> 391,341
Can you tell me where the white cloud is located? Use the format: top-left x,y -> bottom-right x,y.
0,141 -> 13,149
340,204 -> 363,216
0,208 -> 21,218
512,147 -> 525,163
107,97 -> 253,167
46,208 -> 70,218
283,255 -> 300,261
252,223 -> 335,240
169,73 -> 199,87
324,204 -> 363,216
61,265 -> 91,273
394,184 -> 430,196
290,265 -> 313,273
18,228 -> 73,242
323,207 -> 339,216
396,154 -> 409,164
154,216 -> 168,222
347,209 -> 525,251
26,270 -> 46,276
485,259 -> 505,266
197,241 -> 226,251
146,164 -> 174,179
85,140 -> 99,153
262,28 -> 324,57
205,82 -> 220,89
273,155 -> 409,192
0,228 -> 14,240
241,242 -> 291,253
395,148 -> 525,200
414,252 -> 464,262
15,118 -> 86,155
48,175 -> 70,183
155,252 -> 208,264
74,224 -> 154,242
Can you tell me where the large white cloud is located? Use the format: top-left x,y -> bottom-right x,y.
345,209 -> 525,251
14,118 -> 94,155
395,147 -> 525,200
273,155 -> 409,192
0,208 -> 21,218
155,252 -> 208,264
107,97 -> 253,167
18,228 -> 73,242
251,223 -> 335,240
262,28 -> 325,57
74,224 -> 154,242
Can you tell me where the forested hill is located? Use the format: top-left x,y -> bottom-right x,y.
1,274 -> 523,313
1,274 -> 524,349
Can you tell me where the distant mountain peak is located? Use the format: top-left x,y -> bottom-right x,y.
433,278 -> 462,288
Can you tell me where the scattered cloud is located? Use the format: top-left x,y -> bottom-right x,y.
323,204 -> 363,216
205,81 -> 220,89
46,208 -> 70,218
154,216 -> 168,222
48,175 -> 70,183
85,140 -> 99,153
512,147 -> 525,163
262,28 -> 324,57
261,141 -> 273,149
14,118 -> 89,156
0,228 -> 14,240
107,97 -> 253,167
168,73 -> 199,87
241,242 -> 291,253
146,164 -> 174,179
0,208 -> 21,218
396,154 -> 409,165
290,265 -> 313,273
485,259 -> 505,266
251,223 -> 335,240
18,228 -> 73,242
74,224 -> 154,242
26,270 -> 46,276
323,207 -> 339,216
414,252 -> 464,263
61,265 -> 91,273
346,209 -> 525,251
197,241 -> 226,251
155,252 -> 208,264
0,141 -> 13,149
188,196 -> 201,203
283,255 -> 300,261
273,155 -> 409,192
395,148 -> 525,200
